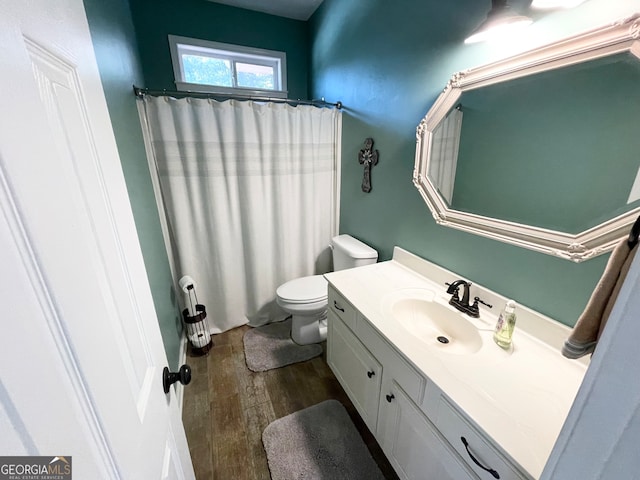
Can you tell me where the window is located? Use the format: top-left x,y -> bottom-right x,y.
169,35 -> 287,97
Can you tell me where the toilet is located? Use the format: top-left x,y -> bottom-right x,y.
276,234 -> 378,345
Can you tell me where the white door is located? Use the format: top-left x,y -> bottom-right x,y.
0,0 -> 195,478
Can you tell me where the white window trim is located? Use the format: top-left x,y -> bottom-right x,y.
168,35 -> 288,98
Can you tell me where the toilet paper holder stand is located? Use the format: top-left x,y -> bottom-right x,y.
181,279 -> 212,356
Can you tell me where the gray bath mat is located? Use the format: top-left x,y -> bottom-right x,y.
243,318 -> 323,372
262,399 -> 384,480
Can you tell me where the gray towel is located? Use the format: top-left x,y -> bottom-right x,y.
562,239 -> 637,359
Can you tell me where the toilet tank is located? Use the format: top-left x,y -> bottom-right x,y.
331,234 -> 378,271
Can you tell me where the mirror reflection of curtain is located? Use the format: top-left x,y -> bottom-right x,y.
429,107 -> 463,204
138,97 -> 341,333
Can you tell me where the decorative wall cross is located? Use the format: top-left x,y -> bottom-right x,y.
358,137 -> 379,193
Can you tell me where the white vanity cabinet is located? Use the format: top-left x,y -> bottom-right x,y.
327,284 -> 528,480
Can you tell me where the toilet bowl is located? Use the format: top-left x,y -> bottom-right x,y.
275,234 -> 378,345
276,274 -> 328,345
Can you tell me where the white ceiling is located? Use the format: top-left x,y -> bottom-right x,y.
208,0 -> 324,20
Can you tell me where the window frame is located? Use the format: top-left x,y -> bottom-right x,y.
168,35 -> 288,98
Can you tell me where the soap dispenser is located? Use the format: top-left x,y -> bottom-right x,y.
493,300 -> 517,349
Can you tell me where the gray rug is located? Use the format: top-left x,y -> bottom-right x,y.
243,318 -> 323,372
262,399 -> 385,480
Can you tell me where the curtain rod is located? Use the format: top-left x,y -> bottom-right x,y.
133,85 -> 342,109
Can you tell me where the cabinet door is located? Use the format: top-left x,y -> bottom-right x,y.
328,310 -> 382,433
378,382 -> 477,480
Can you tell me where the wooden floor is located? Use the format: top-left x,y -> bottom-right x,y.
182,324 -> 399,480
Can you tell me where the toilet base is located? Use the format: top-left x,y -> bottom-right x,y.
291,309 -> 328,345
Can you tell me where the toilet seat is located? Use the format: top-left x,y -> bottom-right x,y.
276,275 -> 328,304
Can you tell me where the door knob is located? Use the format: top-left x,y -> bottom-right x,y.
163,364 -> 192,394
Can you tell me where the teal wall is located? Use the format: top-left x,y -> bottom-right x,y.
83,0 -> 183,369
128,0 -> 310,99
310,0 -> 640,326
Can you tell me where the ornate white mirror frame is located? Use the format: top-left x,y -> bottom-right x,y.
414,14 -> 640,262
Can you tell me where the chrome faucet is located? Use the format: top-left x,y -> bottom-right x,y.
445,280 -> 492,318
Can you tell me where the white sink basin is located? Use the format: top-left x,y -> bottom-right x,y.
387,295 -> 483,355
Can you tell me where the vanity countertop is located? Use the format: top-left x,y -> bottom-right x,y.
324,247 -> 587,479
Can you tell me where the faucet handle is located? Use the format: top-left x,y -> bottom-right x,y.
473,296 -> 493,309
466,296 -> 492,318
445,282 -> 460,299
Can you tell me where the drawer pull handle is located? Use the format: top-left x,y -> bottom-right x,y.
367,370 -> 375,378
334,301 -> 345,312
461,437 -> 500,479
385,393 -> 395,403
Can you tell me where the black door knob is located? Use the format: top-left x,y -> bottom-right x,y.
163,364 -> 192,394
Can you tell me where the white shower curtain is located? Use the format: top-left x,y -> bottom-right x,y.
138,96 -> 341,333
429,107 -> 463,204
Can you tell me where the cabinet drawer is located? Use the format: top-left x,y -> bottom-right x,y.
358,318 -> 424,405
328,287 -> 357,332
437,399 -> 525,480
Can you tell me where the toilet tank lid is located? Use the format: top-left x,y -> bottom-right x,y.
331,234 -> 378,259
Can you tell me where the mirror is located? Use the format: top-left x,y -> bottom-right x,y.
414,15 -> 640,262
